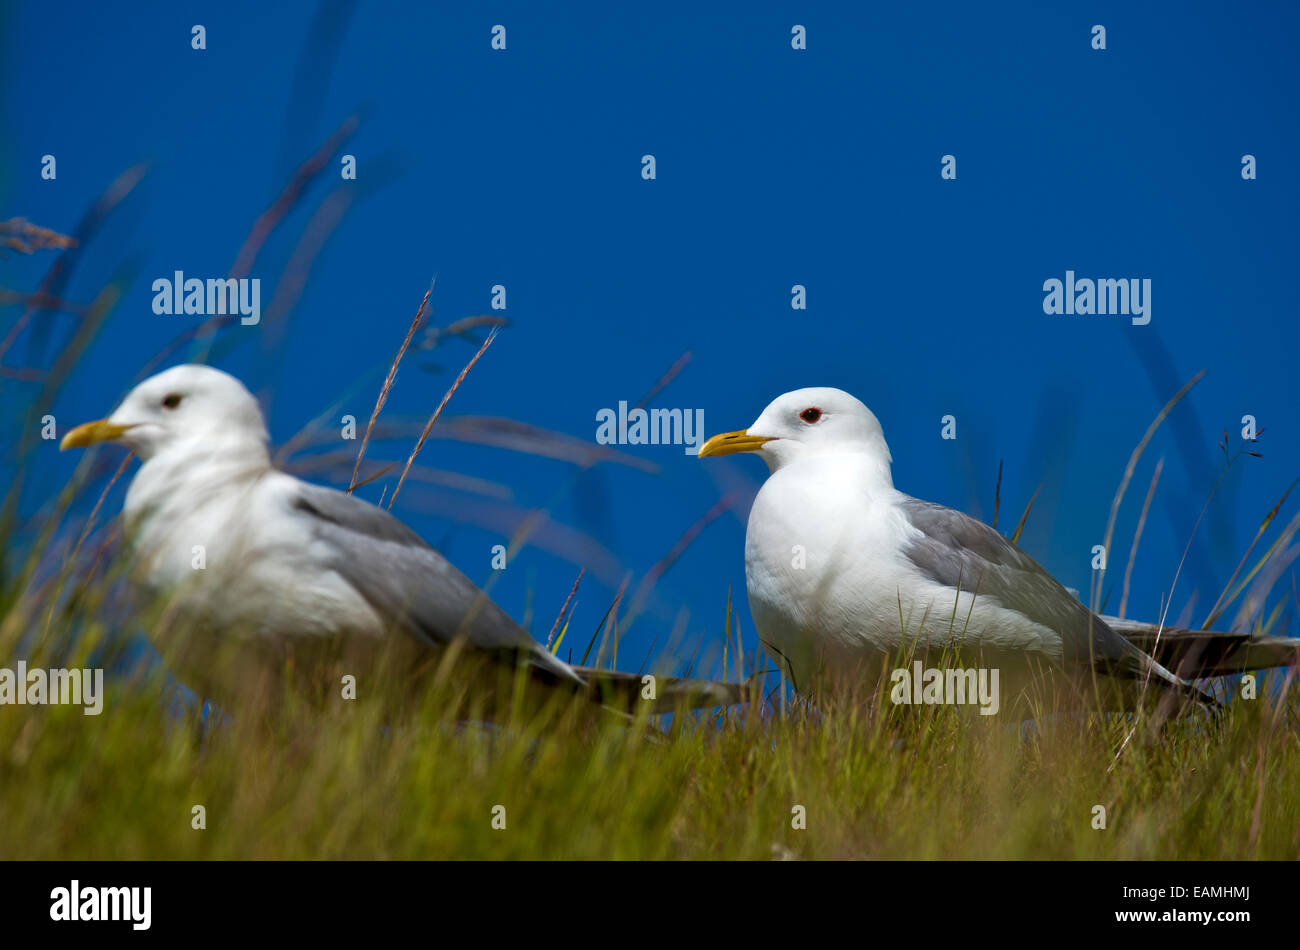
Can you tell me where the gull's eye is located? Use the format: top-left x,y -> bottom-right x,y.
161,393 -> 183,410
799,407 -> 822,424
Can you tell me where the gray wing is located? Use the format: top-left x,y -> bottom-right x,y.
291,480 -> 582,685
898,497 -> 1168,680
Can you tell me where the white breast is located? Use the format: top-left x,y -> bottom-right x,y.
743,456 -> 915,687
123,457 -> 382,646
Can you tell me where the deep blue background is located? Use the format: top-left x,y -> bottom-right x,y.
4,2 -> 1298,677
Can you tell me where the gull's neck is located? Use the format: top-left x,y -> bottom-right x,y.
125,436 -> 272,523
766,445 -> 895,494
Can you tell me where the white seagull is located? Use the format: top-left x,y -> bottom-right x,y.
699,387 -> 1257,712
62,364 -> 739,715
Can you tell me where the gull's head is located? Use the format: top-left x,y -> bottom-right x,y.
698,387 -> 892,474
60,364 -> 269,462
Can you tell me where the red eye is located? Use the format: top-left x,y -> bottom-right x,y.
799,407 -> 822,424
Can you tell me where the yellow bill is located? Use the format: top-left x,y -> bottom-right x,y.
697,429 -> 771,458
60,419 -> 132,451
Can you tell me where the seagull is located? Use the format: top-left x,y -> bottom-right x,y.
61,364 -> 739,716
699,387 -> 1294,713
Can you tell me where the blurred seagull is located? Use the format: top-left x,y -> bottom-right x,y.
700,387 -> 1297,712
62,364 -> 740,716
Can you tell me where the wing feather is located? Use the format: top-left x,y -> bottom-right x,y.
898,497 -> 1163,677
290,481 -> 581,684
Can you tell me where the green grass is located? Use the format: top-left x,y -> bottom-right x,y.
2,636 -> 1298,859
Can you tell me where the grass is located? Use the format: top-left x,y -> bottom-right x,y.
2,652 -> 1299,859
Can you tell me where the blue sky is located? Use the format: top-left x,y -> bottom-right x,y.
4,1 -> 1298,678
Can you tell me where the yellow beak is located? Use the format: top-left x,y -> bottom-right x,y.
60,419 -> 133,451
697,429 -> 772,458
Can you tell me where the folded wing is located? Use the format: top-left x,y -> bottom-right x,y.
291,480 -> 584,686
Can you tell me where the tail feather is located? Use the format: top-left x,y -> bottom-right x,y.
572,666 -> 746,714
1105,615 -> 1300,679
